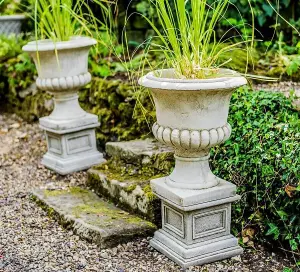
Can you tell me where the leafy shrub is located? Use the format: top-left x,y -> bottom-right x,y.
80,78 -> 155,146
212,88 -> 300,254
128,0 -> 300,45
0,0 -> 22,15
0,35 -> 36,110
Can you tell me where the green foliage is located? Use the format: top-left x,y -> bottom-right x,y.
0,0 -> 22,15
79,78 -> 155,146
211,88 -> 300,254
0,35 -> 36,109
257,32 -> 300,80
138,0 -> 254,79
283,268 -> 294,272
32,0 -> 111,41
220,0 -> 300,45
0,35 -> 22,61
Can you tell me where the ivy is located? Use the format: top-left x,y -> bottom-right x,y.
212,88 -> 300,255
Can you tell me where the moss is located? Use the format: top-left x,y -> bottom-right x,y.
44,190 -> 68,197
44,187 -> 90,198
72,203 -> 115,218
96,154 -> 172,183
95,160 -> 163,183
69,187 -> 90,195
124,184 -> 137,193
143,185 -> 156,202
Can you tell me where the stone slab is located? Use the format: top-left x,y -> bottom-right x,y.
106,138 -> 174,165
87,139 -> 175,224
87,168 -> 161,224
151,177 -> 240,211
32,187 -> 156,248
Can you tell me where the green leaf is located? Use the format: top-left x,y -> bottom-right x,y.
286,60 -> 300,76
262,3 -> 274,17
282,0 -> 290,8
266,223 -> 280,240
289,239 -> 298,251
257,15 -> 266,27
277,210 -> 288,220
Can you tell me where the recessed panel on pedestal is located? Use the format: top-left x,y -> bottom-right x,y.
66,132 -> 92,155
193,207 -> 227,239
47,134 -> 62,155
163,205 -> 185,238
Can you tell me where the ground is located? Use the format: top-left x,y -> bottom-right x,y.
0,112 -> 295,272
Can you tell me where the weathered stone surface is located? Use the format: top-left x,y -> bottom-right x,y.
32,187 -> 156,248
106,138 -> 174,166
88,139 -> 175,224
87,167 -> 161,224
150,177 -> 243,269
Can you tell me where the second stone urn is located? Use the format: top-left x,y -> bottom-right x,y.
23,36 -> 104,175
139,69 -> 247,268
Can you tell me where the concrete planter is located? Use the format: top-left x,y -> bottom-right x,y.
139,69 -> 247,268
0,15 -> 26,35
22,36 -> 104,175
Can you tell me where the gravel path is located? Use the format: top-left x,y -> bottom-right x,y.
254,81 -> 300,93
0,112 -> 296,272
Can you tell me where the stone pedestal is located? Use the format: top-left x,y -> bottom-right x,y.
139,69 -> 247,268
150,177 -> 242,269
40,113 -> 103,175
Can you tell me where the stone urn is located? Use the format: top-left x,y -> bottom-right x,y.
0,15 -> 26,35
139,68 -> 247,268
23,36 -> 104,175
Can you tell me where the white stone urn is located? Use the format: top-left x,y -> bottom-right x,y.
0,15 -> 26,35
22,36 -> 104,175
139,68 -> 246,189
139,68 -> 247,268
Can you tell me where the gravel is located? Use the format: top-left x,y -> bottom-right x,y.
0,112 -> 296,272
254,81 -> 300,94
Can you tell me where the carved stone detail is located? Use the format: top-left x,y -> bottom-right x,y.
36,72 -> 92,92
152,122 -> 231,151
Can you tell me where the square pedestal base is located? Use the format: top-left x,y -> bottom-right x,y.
150,177 -> 243,269
42,149 -> 104,175
151,231 -> 242,269
41,116 -> 105,175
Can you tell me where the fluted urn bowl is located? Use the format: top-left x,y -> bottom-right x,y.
139,69 -> 247,189
22,36 -> 96,121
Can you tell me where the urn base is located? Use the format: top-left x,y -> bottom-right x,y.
150,177 -> 242,269
150,231 -> 242,269
40,114 -> 105,175
42,148 -> 104,175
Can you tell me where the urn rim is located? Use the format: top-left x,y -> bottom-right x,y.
0,14 -> 26,20
22,36 -> 97,52
139,68 -> 247,90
